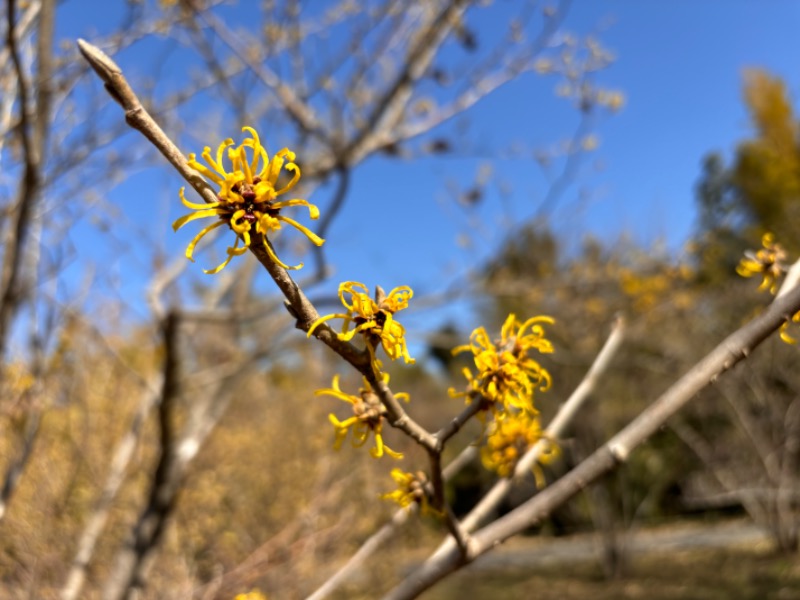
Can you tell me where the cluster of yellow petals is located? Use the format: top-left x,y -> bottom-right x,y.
173,126 -> 324,274
736,232 -> 787,295
233,592 -> 267,600
314,375 -> 409,459
737,233 -> 800,344
308,282 -> 415,373
449,314 -> 554,416
480,411 -> 558,484
380,468 -> 431,514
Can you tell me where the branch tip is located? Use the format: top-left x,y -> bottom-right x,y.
76,38 -> 122,81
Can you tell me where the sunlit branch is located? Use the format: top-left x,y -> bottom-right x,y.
76,39 -> 219,206
309,317 -> 622,599
343,0 -> 470,165
0,0 -> 39,155
382,283 -> 800,600
777,257 -> 800,299
77,40 -> 447,508
77,39 -> 368,367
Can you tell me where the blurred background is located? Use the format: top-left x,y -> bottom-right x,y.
1,1 -> 800,598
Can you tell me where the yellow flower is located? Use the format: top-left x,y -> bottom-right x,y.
233,591 -> 267,600
480,411 -> 558,485
308,282 -> 415,373
449,314 -> 554,416
780,311 -> 800,344
736,232 -> 787,294
173,126 -> 324,274
380,468 -> 431,513
314,375 -> 409,459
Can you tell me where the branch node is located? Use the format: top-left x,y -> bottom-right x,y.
125,106 -> 144,122
608,442 -> 629,463
283,299 -> 300,321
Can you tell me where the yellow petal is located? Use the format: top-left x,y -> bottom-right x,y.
203,234 -> 247,275
172,208 -> 221,231
307,313 -> 350,337
275,161 -> 301,195
270,198 -> 320,220
261,234 -> 302,270
241,126 -> 268,175
179,187 -> 220,210
275,215 -> 325,246
187,155 -> 225,186
184,220 -> 226,261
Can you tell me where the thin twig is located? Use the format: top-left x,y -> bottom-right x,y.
342,0 -> 470,166
0,0 -> 55,524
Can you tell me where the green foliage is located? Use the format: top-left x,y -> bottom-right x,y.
696,68 -> 800,282
732,70 -> 800,245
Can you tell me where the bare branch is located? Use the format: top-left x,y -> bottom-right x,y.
0,0 -> 55,523
392,1 -> 569,145
0,408 -> 41,521
310,317 -> 624,599
0,0 -> 54,355
76,39 -> 218,207
382,285 -> 800,599
306,505 -> 411,600
60,382 -> 162,600
101,313 -> 183,600
777,256 -> 800,298
343,0 -> 470,166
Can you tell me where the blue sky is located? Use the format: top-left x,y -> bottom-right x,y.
53,1 -> 800,342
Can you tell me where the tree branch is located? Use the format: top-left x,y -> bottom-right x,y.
382,285 -> 800,599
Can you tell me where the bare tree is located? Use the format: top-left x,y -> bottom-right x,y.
78,25 -> 800,598
13,3 -> 795,599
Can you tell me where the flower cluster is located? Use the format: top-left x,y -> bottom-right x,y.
380,468 -> 432,514
480,411 -> 558,485
737,233 -> 799,344
736,232 -> 787,294
449,314 -> 554,417
308,282 -> 415,374
174,128 -> 562,517
173,127 -> 324,274
315,374 -> 408,459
